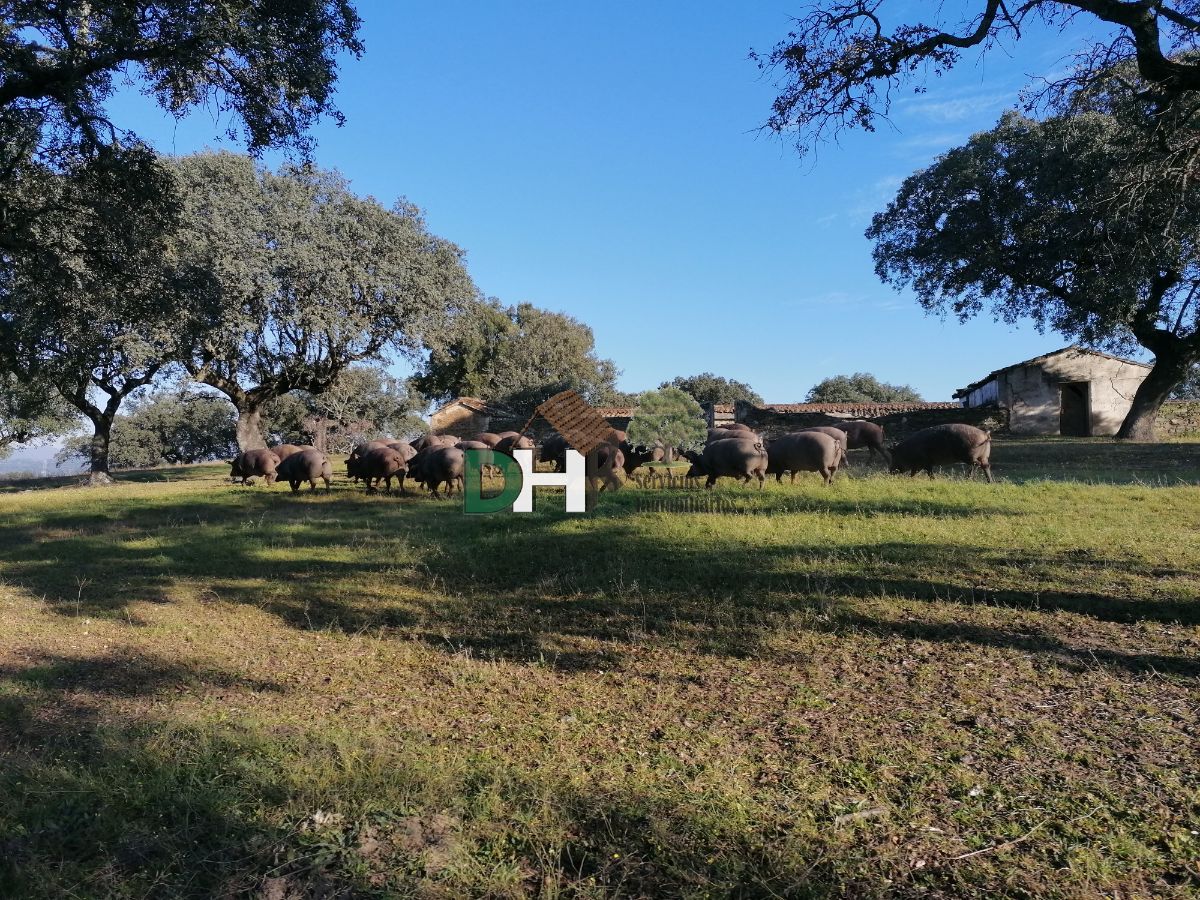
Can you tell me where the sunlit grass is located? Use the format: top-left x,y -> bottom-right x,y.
1,439 -> 1198,897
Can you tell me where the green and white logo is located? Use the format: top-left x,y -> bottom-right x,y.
463,448 -> 587,513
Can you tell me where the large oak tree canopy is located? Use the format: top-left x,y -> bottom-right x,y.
866,65 -> 1200,438
754,1 -> 1200,152
0,1 -> 364,476
0,145 -> 189,477
413,296 -> 628,417
169,151 -> 473,450
0,0 -> 363,158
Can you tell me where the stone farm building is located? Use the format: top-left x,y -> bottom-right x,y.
427,397 -> 499,438
954,347 -> 1150,436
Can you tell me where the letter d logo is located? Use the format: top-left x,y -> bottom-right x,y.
462,449 -> 523,514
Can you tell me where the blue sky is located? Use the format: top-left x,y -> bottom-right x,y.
107,1 -> 1122,403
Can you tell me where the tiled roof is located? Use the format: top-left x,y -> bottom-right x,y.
955,346 -> 1151,397
758,402 -> 959,415
595,407 -> 636,418
433,396 -> 491,414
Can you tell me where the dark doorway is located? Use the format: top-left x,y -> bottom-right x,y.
1059,382 -> 1091,436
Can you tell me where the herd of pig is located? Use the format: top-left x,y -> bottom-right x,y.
227,421 -> 994,495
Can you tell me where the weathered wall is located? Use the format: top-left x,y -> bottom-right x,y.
700,403 -> 736,428
873,406 -> 1009,440
1157,401 -> 1200,437
429,406 -> 491,438
998,354 -> 1148,436
735,403 -> 1008,440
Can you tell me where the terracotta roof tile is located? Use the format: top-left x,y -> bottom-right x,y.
595,407 -> 636,418
433,396 -> 491,414
758,402 -> 959,415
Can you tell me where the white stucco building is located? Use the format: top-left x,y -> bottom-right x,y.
955,347 -> 1150,436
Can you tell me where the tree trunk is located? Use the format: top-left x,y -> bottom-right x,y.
1116,352 -> 1194,440
235,405 -> 267,450
84,415 -> 115,485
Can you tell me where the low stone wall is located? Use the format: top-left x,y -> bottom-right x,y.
736,404 -> 1009,440
874,405 -> 1009,440
1157,401 -> 1200,437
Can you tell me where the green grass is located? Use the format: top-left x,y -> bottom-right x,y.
1,438 -> 1198,897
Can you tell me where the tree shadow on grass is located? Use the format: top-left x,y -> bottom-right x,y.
989,437 -> 1200,485
0,463 -> 229,495
808,612 -> 1200,678
1,487 -> 1196,678
392,522 -> 1200,676
0,650 -> 296,897
0,650 -> 285,699
0,648 -> 919,899
598,483 -> 1019,519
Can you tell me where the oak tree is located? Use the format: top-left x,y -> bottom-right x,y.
0,0 -> 361,164
0,373 -> 78,459
754,1 -> 1200,154
866,64 -> 1200,438
0,145 -> 188,478
660,373 -> 763,406
414,297 -> 626,417
262,366 -> 426,453
627,387 -> 708,453
170,151 -> 472,450
57,390 -> 239,470
805,373 -> 921,404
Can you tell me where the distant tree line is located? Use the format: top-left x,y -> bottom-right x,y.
806,374 -> 921,405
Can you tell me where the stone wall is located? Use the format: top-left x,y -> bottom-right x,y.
1157,401 -> 1200,437
735,402 -> 1008,440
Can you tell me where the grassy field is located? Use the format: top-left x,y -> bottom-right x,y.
1,438 -> 1198,898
